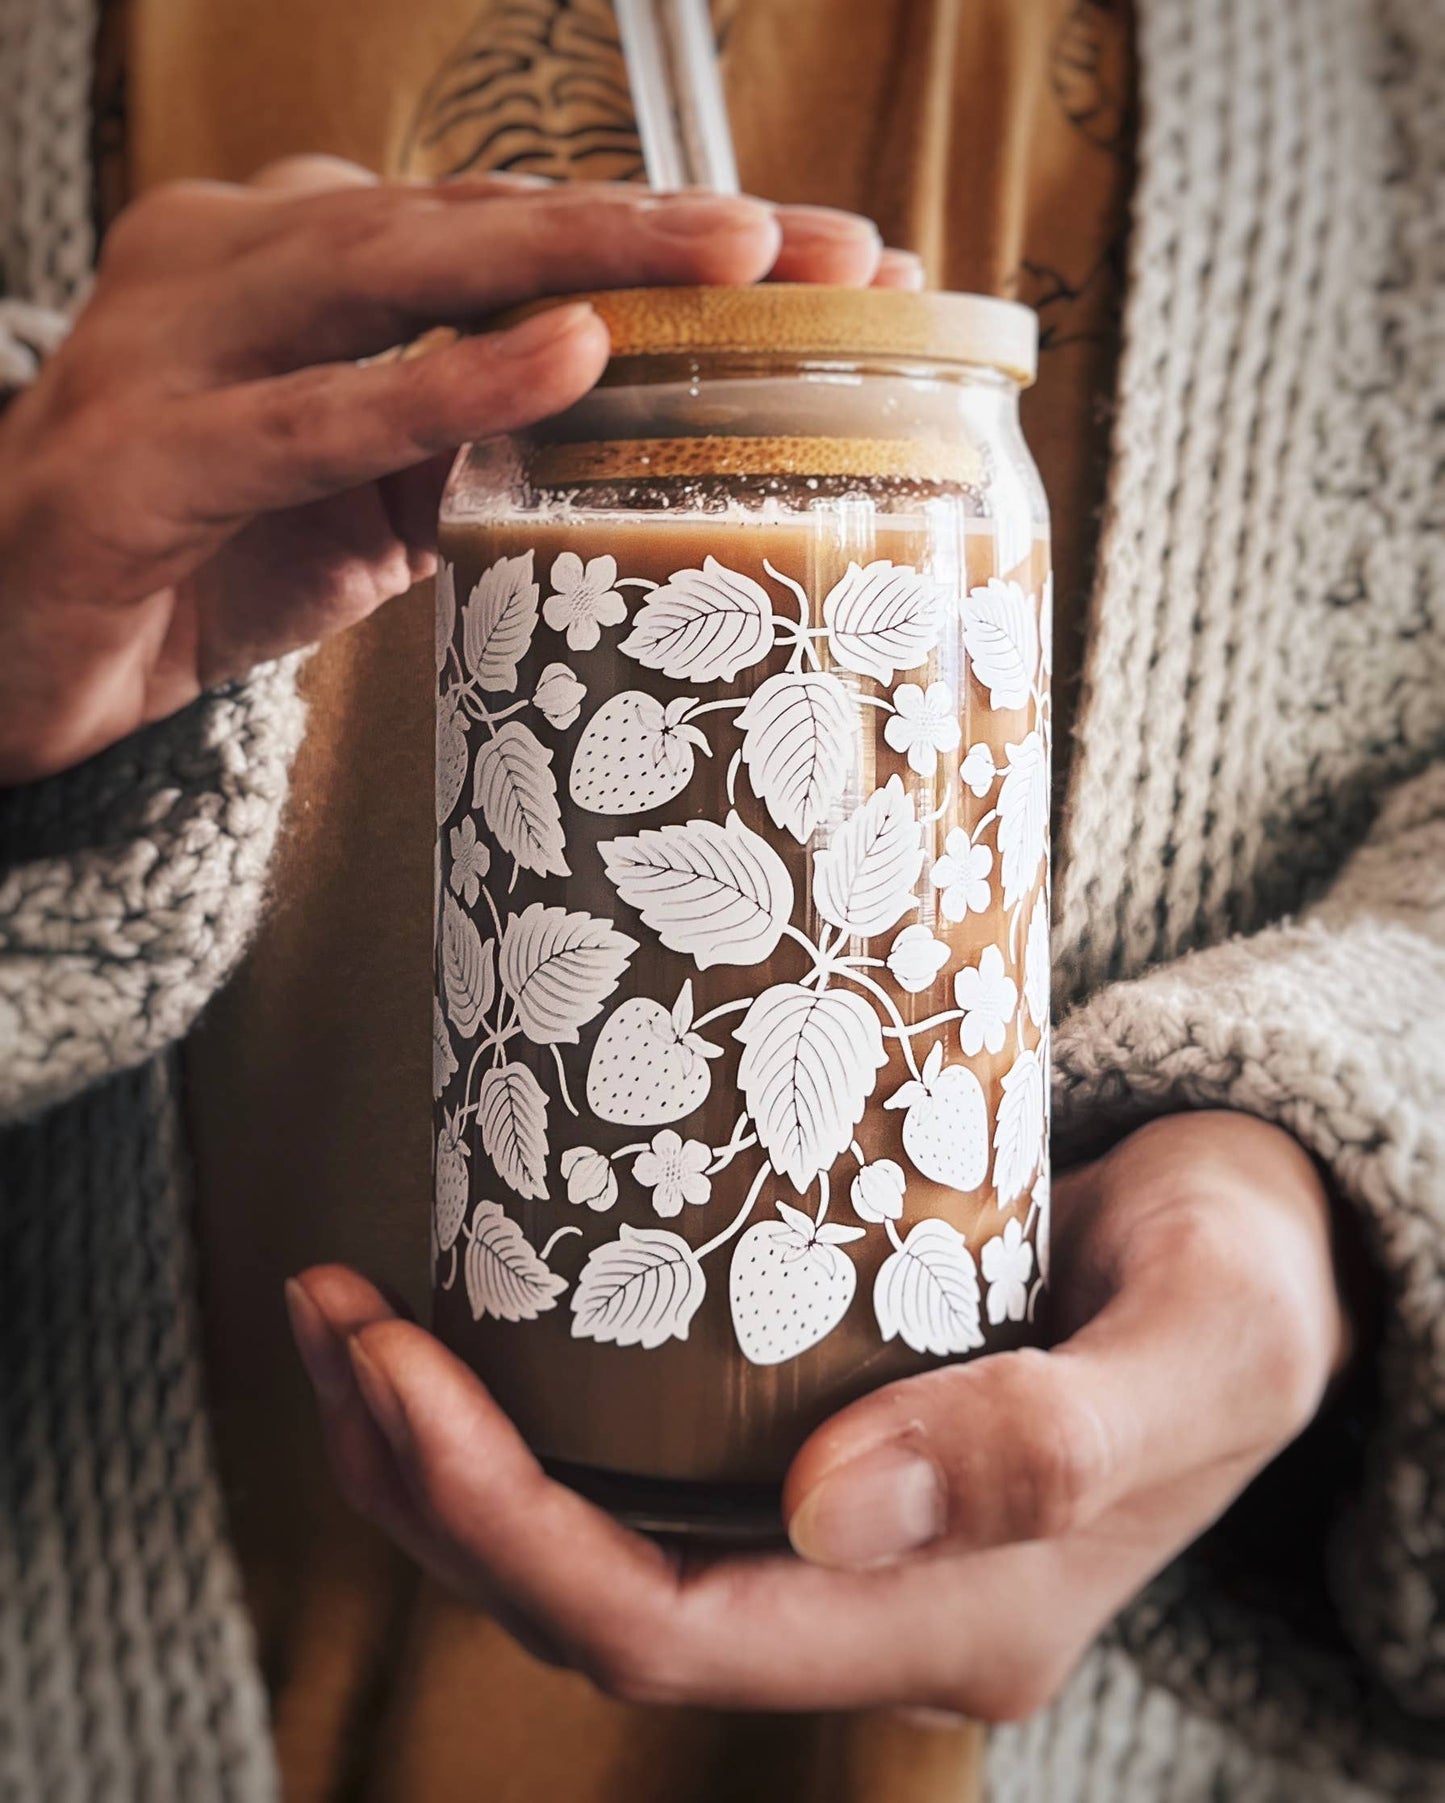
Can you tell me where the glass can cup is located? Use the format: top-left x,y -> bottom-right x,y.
433,287 -> 1051,1537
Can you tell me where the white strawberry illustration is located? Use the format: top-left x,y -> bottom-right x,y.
569,691 -> 711,814
436,692 -> 468,823
586,979 -> 722,1125
433,1111 -> 471,1274
884,1041 -> 989,1192
730,1203 -> 866,1366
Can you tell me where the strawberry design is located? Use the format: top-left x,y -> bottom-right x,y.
434,1111 -> 471,1262
729,1203 -> 865,1366
569,691 -> 711,815
884,1041 -> 989,1192
436,692 -> 469,823
586,979 -> 722,1125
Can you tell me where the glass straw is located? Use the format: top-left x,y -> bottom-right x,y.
614,0 -> 740,194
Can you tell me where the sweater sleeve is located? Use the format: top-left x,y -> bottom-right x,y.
1052,760 -> 1445,1767
0,663 -> 306,1125
0,296 -> 308,1127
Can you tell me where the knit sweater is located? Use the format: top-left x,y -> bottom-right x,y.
0,2 -> 1441,1802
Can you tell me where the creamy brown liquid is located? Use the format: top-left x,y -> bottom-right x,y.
435,475 -> 1048,1502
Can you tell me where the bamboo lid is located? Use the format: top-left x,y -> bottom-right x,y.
521,434 -> 986,485
512,286 -> 1038,386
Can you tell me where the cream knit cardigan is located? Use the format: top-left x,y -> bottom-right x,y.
1,0 -> 1441,1797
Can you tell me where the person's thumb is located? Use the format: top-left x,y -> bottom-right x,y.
781,1345 -> 1123,1569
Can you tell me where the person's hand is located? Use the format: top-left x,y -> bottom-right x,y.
0,158 -> 907,784
286,1110 -> 1352,1719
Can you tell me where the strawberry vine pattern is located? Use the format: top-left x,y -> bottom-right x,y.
435,545 -> 1051,1365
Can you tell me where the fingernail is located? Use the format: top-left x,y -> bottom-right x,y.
397,324 -> 461,362
284,1277 -> 352,1406
788,1446 -> 945,1568
641,195 -> 775,240
348,1335 -> 413,1456
494,301 -> 602,354
876,247 -> 927,290
775,204 -> 882,247
893,1706 -> 971,1733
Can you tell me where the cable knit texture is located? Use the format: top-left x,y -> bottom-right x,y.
0,0 -> 1442,1798
0,3 -> 303,1792
0,0 -> 96,308
0,1064 -> 279,1802
988,0 -> 1445,1796
0,661 -> 306,1124
0,677 -> 304,1803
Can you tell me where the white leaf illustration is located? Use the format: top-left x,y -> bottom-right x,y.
997,730 -> 1047,909
1033,1166 -> 1052,1285
462,550 -> 538,692
993,1045 -> 1045,1208
874,1218 -> 983,1356
436,691 -> 468,825
435,560 -> 456,676
477,1062 -> 550,1201
822,560 -> 943,683
737,671 -> 856,844
600,812 -> 794,969
570,1223 -> 706,1349
441,893 -> 495,1038
813,775 -> 923,936
961,578 -> 1039,710
618,557 -> 775,681
1024,889 -> 1050,1030
498,902 -> 637,1046
735,984 -> 888,1191
432,995 -> 458,1101
472,720 -> 570,879
464,1201 -> 567,1323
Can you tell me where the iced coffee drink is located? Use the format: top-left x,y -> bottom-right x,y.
433,288 -> 1049,1533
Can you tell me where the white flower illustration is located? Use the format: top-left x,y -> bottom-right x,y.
981,1217 -> 1034,1324
632,1130 -> 712,1217
1039,572 -> 1053,679
448,817 -> 491,907
953,944 -> 1018,1055
887,923 -> 951,993
960,741 -> 997,798
532,661 -> 587,729
561,1146 -> 618,1212
929,829 -> 994,921
851,1158 -> 906,1223
883,680 -> 962,776
543,552 -> 627,651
